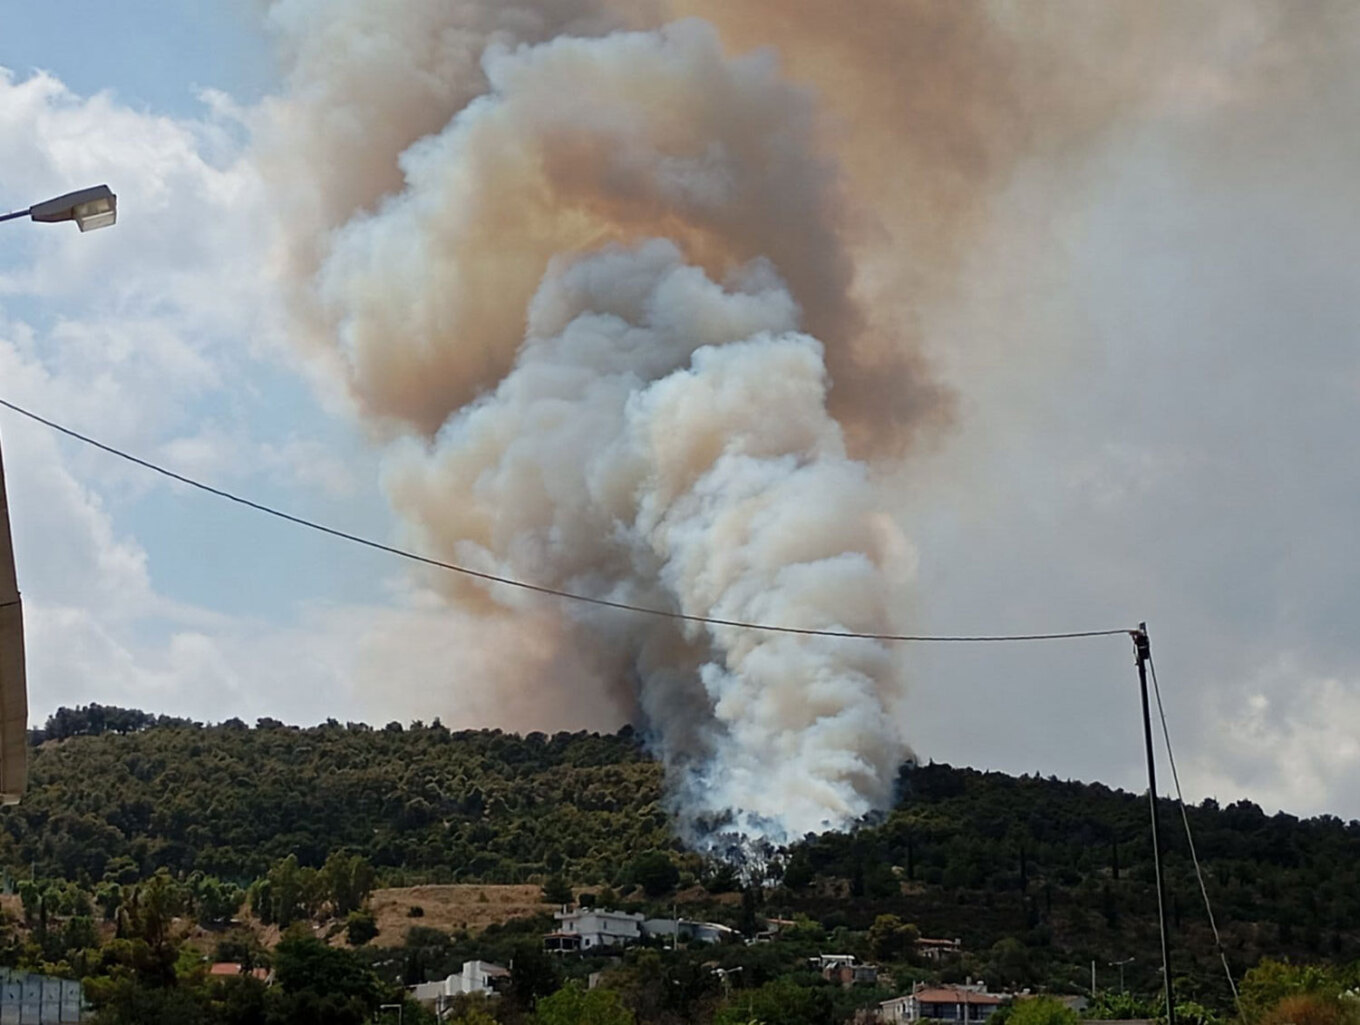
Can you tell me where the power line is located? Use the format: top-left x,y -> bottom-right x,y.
0,395 -> 1136,645
1148,654 -> 1241,1009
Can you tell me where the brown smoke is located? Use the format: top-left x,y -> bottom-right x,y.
252,0 -> 1337,844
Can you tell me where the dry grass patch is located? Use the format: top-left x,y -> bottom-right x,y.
366,885 -> 553,946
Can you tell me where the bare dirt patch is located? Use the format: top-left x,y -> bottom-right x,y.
366,885 -> 553,947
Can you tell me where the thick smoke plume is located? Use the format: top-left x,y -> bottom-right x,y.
256,11 -> 919,846
387,238 -> 911,841
255,1 -> 1309,846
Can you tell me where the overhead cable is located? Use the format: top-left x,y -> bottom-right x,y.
0,396 -> 1136,645
1148,655 -> 1241,1009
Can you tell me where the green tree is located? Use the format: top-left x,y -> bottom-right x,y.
780,855 -> 813,891
346,909 -> 379,946
1086,992 -> 1158,1020
322,852 -> 376,916
508,941 -> 561,1008
273,931 -> 383,1007
986,937 -> 1034,989
1006,997 -> 1080,1025
868,913 -> 919,962
1240,960 -> 1346,1022
445,1002 -> 500,1025
262,855 -> 324,927
63,915 -> 98,951
122,871 -> 186,951
627,852 -> 679,898
533,982 -> 634,1025
541,873 -> 573,905
713,978 -> 836,1025
95,882 -> 124,922
189,874 -> 244,927
739,885 -> 760,938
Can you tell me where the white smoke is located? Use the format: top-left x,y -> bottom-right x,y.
259,13 -> 915,846
250,0 -> 1360,845
385,239 -> 911,843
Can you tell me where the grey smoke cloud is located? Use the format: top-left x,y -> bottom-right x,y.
256,12 -> 919,845
254,0 -> 1360,838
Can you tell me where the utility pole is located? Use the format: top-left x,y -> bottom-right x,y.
0,184 -> 118,806
1110,957 -> 1135,994
1134,624 -> 1175,1025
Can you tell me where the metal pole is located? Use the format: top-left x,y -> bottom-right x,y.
1135,624 -> 1175,1025
1110,957 -> 1133,994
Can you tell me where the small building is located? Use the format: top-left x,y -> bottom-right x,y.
208,963 -> 271,983
816,954 -> 858,971
547,908 -> 645,951
409,961 -> 509,1016
825,962 -> 880,987
641,918 -> 736,945
815,955 -> 879,988
916,938 -> 964,962
880,983 -> 1005,1023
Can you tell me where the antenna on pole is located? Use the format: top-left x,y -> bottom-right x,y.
1134,623 -> 1175,1025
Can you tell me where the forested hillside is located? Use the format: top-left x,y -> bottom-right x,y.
5,705 -> 1360,1024
18,709 -> 666,885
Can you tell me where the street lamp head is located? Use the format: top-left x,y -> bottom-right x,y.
28,185 -> 117,232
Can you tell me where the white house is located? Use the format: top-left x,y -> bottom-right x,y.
409,960 -> 510,1016
546,908 -> 645,951
642,918 -> 736,945
812,954 -> 878,987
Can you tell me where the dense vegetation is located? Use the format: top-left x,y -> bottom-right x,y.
4,704 -> 1360,1024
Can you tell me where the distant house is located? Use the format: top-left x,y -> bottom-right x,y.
817,954 -> 858,970
825,962 -> 880,987
816,955 -> 879,987
880,983 -> 1005,1023
208,963 -> 271,983
545,909 -> 736,953
642,918 -> 736,946
915,937 -> 964,961
409,960 -> 510,1015
545,908 -> 645,952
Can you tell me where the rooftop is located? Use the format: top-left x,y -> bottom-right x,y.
913,988 -> 1004,1005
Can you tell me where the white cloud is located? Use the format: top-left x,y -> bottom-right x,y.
894,30 -> 1360,819
1191,661 -> 1360,816
0,66 -> 400,730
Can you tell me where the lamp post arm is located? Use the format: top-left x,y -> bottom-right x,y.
0,209 -> 31,224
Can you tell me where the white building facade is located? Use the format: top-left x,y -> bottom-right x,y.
550,909 -> 645,950
409,960 -> 510,1016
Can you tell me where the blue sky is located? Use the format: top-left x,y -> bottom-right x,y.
1,1 -> 275,115
2,4 -> 407,724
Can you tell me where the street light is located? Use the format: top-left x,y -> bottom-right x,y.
1,185 -> 117,232
0,183 -> 118,804
1109,957 -> 1135,994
